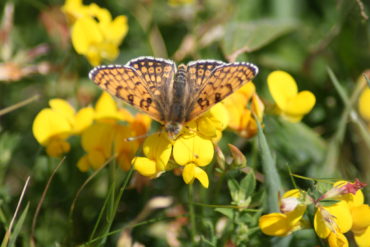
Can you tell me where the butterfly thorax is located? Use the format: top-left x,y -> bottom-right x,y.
164,122 -> 182,140
165,64 -> 190,125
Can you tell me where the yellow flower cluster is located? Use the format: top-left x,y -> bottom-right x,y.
32,92 -> 151,171
268,70 -> 316,122
223,83 -> 264,138
33,67 -> 318,188
133,103 -> 229,188
259,180 -> 370,247
62,0 -> 128,66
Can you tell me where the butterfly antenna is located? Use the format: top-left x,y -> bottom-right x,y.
125,129 -> 164,142
125,133 -> 150,142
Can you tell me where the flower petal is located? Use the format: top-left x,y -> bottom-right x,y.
267,70 -> 298,110
46,139 -> 70,157
314,201 -> 352,239
351,205 -> 370,232
180,160 -> 210,187
32,108 -> 72,145
81,123 -> 113,157
173,134 -> 214,166
143,133 -> 172,170
354,225 -> 370,247
77,154 -> 91,172
259,213 -> 297,237
133,157 -> 158,177
359,88 -> 370,121
71,16 -> 102,55
49,99 -> 76,124
327,232 -> 349,247
74,106 -> 94,134
283,91 -> 316,122
95,92 -> 122,121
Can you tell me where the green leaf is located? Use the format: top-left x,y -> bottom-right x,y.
240,172 -> 256,199
265,117 -> 327,172
222,19 -> 296,57
215,208 -> 234,219
256,119 -> 281,212
319,199 -> 340,207
227,179 -> 240,202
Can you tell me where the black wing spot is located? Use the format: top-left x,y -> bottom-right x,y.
140,97 -> 153,110
116,85 -> 123,96
128,94 -> 134,105
215,93 -> 222,103
197,98 -> 210,109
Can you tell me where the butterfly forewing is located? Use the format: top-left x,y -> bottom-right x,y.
187,62 -> 258,121
89,65 -> 163,123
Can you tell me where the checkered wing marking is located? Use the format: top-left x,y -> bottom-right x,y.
188,62 -> 258,120
186,60 -> 225,91
126,56 -> 176,94
89,65 -> 164,123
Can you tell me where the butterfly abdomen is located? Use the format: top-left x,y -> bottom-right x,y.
167,64 -> 189,123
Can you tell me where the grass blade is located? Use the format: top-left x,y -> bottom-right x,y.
256,118 -> 281,212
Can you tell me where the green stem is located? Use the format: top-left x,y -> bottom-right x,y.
188,184 -> 196,243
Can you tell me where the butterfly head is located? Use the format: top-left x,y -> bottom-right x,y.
164,122 -> 182,140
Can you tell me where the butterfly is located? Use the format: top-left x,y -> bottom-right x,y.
89,56 -> 258,139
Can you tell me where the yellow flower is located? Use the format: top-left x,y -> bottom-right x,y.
133,104 -> 225,188
182,163 -> 209,188
94,92 -> 125,122
133,133 -> 172,177
189,103 -> 229,142
223,83 -> 264,138
318,180 -> 370,247
63,0 -> 128,66
79,122 -> 114,170
77,92 -> 149,171
173,133 -> 214,188
314,200 -> 352,239
358,87 -> 370,128
259,189 -> 307,236
33,98 -> 92,157
332,180 -> 370,247
267,70 -> 315,122
327,232 -> 348,247
354,224 -> 370,247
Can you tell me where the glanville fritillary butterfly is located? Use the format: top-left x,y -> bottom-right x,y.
89,56 -> 259,139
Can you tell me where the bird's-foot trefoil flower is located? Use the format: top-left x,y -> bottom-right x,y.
32,98 -> 93,157
223,83 -> 264,138
267,70 -> 315,122
133,103 -> 229,188
62,0 -> 128,66
259,179 -> 369,247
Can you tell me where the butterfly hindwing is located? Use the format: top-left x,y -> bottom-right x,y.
187,62 -> 258,120
89,65 -> 163,123
186,60 -> 225,91
126,56 -> 176,94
